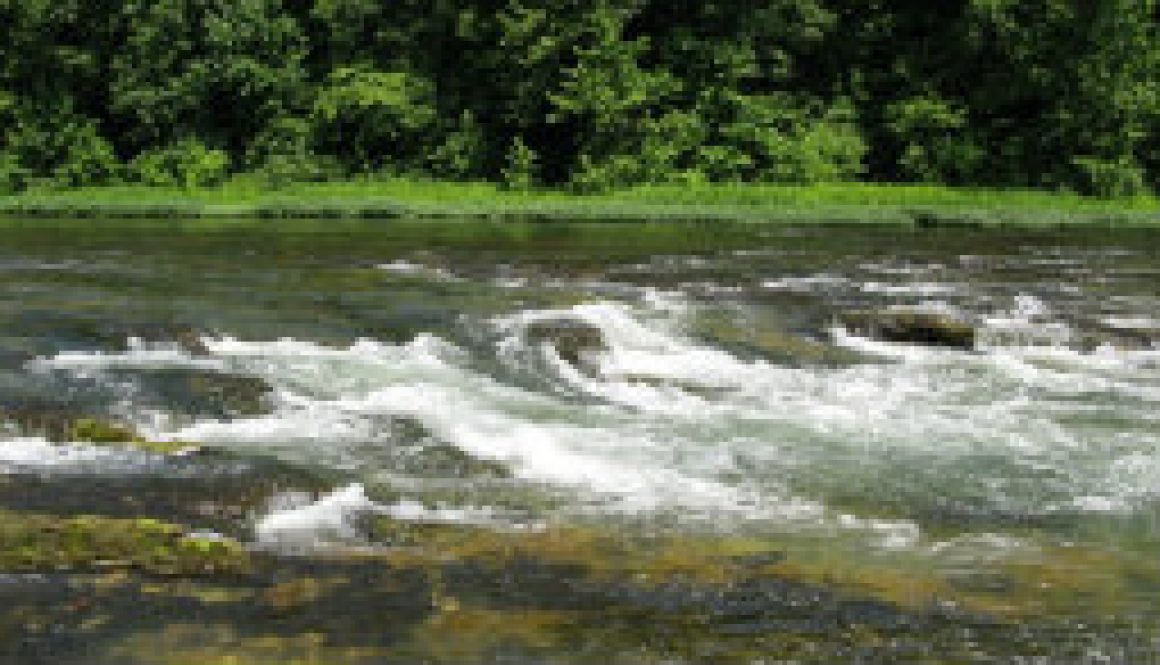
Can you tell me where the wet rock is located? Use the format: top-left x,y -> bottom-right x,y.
2,311 -> 211,357
839,309 -> 976,350
0,510 -> 249,577
116,322 -> 211,356
393,443 -> 511,480
0,412 -> 198,455
68,418 -> 138,444
0,453 -> 337,538
1080,319 -> 1160,352
693,314 -> 864,368
131,369 -> 271,419
0,404 -> 83,442
524,318 -> 606,367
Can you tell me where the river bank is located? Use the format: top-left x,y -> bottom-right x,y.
1,180 -> 1156,225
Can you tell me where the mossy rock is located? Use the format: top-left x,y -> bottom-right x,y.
0,510 -> 249,576
0,412 -> 188,452
68,418 -> 200,455
525,318 -> 606,367
839,309 -> 976,350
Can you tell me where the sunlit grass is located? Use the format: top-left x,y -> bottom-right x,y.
1,177 -> 1156,225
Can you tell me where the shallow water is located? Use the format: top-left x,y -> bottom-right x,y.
2,219 -> 1159,663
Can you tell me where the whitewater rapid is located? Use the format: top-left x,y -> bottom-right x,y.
21,290 -> 1160,553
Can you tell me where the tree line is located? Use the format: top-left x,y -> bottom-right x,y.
1,0 -> 1157,196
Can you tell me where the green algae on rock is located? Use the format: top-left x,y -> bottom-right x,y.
0,510 -> 249,576
67,418 -> 201,455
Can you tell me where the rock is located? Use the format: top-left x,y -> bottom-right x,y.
122,322 -> 210,356
0,403 -> 81,441
0,510 -> 250,576
69,418 -> 201,455
692,313 -> 864,368
0,412 -> 199,455
1084,318 -> 1160,352
524,318 -> 606,367
134,369 -> 271,419
69,418 -> 138,444
839,309 -> 976,350
394,442 -> 511,480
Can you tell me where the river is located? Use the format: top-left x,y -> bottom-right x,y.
1,219 -> 1158,663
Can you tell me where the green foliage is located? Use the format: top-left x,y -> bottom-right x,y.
0,0 -> 1155,195
716,94 -> 866,183
886,95 -> 983,184
1071,156 -> 1149,198
245,117 -> 338,188
131,138 -> 230,189
0,152 -> 27,194
428,111 -> 487,179
1,107 -> 120,190
111,0 -> 308,156
313,68 -> 438,172
501,137 -> 539,190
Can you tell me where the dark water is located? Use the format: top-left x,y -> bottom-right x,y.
1,219 -> 1159,663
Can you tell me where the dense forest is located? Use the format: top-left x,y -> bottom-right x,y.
1,0 -> 1158,196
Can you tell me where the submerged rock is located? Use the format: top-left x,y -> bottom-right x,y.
839,309 -> 976,350
524,318 -> 607,367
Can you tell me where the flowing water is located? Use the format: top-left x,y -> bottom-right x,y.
1,219 -> 1159,663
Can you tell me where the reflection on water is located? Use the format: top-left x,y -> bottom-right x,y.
2,219 -> 1159,663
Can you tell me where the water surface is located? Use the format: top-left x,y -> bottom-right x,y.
2,219 -> 1159,663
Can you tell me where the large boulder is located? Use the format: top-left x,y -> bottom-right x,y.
839,309 -> 976,350
524,318 -> 607,367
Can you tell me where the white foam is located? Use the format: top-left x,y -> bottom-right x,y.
254,483 -> 375,549
29,337 -> 224,373
27,292 -> 1160,551
0,437 -> 146,473
761,274 -> 850,292
857,282 -> 961,297
377,260 -> 461,282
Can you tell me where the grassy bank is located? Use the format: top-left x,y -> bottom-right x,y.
1,179 -> 1157,225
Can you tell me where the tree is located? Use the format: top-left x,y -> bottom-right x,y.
110,0 -> 309,158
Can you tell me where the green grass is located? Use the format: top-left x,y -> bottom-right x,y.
1,178 -> 1156,225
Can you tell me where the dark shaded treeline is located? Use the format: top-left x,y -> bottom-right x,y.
1,0 -> 1157,195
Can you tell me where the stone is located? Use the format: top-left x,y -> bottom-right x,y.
524,318 -> 606,367
839,309 -> 976,350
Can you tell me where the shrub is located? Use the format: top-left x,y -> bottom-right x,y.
0,152 -> 29,194
428,111 -> 486,180
131,138 -> 230,188
1070,156 -> 1149,198
49,123 -> 122,188
885,95 -> 982,184
501,136 -> 539,190
312,68 -> 438,172
245,117 -> 339,188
